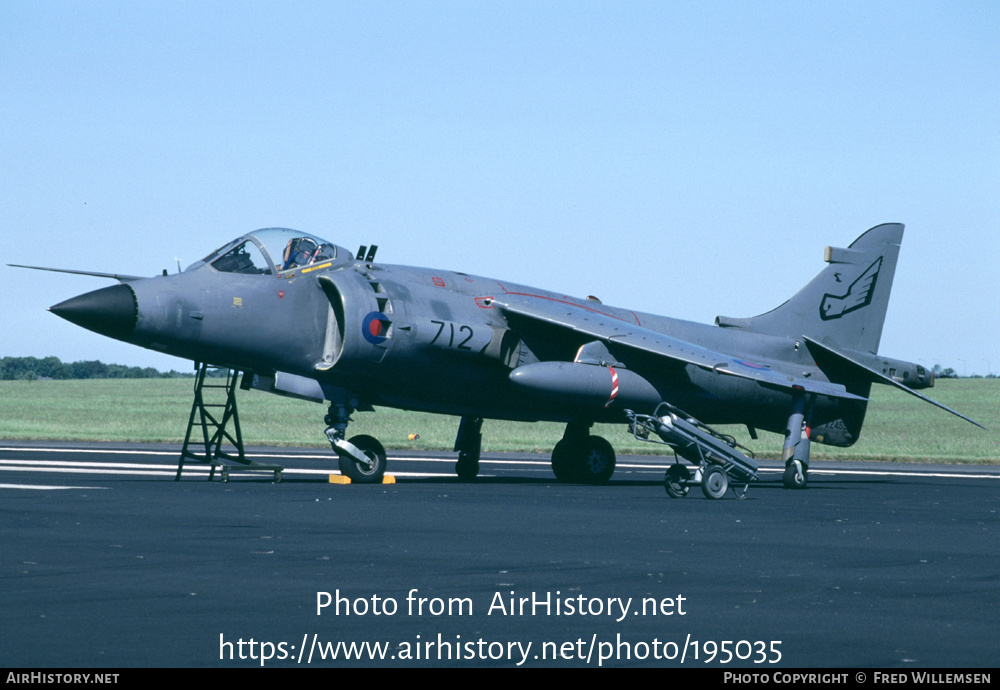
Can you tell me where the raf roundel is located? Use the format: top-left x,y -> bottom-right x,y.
362,311 -> 390,345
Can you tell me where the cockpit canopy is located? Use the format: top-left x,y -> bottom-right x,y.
200,228 -> 351,275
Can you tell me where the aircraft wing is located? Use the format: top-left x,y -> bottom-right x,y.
496,298 -> 867,402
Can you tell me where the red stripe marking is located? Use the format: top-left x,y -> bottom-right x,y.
496,282 -> 642,326
605,366 -> 620,408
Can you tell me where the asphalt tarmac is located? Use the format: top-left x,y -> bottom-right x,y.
1,442 -> 998,668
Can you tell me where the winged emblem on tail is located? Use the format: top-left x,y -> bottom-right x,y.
820,257 -> 882,320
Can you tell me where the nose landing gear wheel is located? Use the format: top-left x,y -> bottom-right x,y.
339,434 -> 387,484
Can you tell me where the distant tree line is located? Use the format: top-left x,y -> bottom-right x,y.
930,364 -> 996,379
932,364 -> 958,379
0,356 -> 193,380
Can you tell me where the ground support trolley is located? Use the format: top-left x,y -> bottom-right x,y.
626,403 -> 759,500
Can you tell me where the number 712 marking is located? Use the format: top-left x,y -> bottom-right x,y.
429,320 -> 474,351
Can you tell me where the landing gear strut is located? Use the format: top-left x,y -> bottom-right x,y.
551,420 -> 616,484
782,392 -> 812,489
455,417 -> 483,480
324,400 -> 386,483
454,416 -> 483,480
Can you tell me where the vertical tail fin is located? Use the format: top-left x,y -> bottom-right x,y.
715,223 -> 904,354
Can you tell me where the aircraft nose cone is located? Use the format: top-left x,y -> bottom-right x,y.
49,284 -> 138,341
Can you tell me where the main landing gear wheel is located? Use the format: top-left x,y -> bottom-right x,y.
550,440 -> 575,482
579,436 -> 616,485
339,434 -> 387,484
783,462 -> 808,489
550,436 -> 616,484
701,465 -> 729,500
455,451 -> 480,480
664,463 -> 691,498
453,416 -> 483,480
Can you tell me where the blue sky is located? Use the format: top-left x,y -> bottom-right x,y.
3,1 -> 998,374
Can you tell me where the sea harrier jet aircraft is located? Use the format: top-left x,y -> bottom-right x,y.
13,222 -> 980,497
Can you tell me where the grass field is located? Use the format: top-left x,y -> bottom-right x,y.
0,377 -> 996,463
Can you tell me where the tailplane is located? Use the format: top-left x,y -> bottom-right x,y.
716,223 -> 904,354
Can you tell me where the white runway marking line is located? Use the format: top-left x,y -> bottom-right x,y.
0,464 -> 186,477
0,459 -> 186,470
0,458 -> 453,479
806,468 -> 1000,480
0,483 -> 108,490
1,447 -> 997,480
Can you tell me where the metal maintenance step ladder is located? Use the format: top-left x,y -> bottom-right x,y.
626,402 -> 758,500
175,363 -> 283,482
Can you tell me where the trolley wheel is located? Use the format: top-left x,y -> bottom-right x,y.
701,465 -> 729,500
664,464 -> 691,498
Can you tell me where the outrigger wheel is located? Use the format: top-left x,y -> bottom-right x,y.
783,461 -> 808,489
